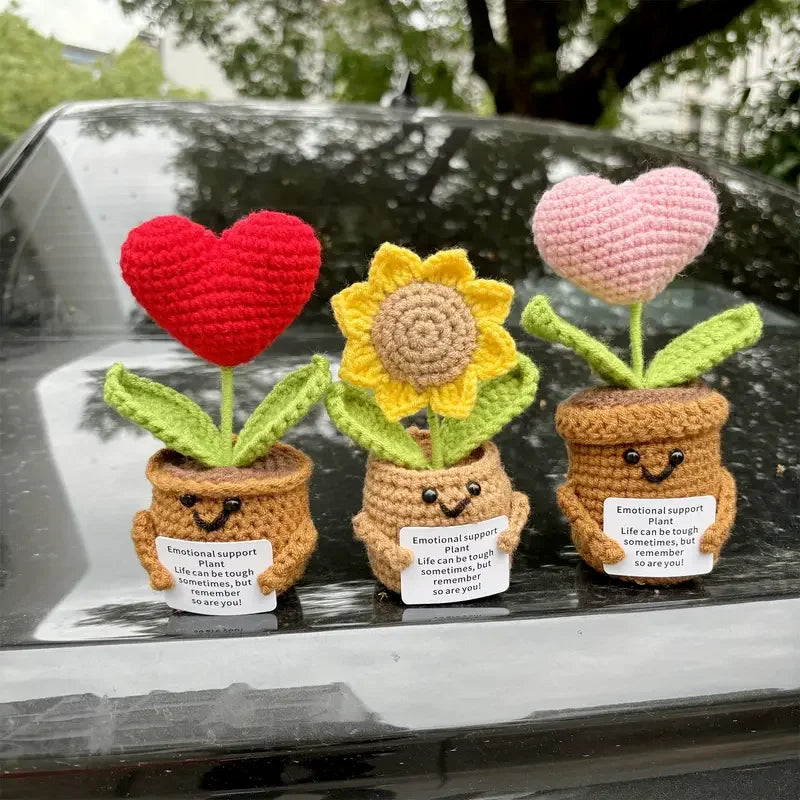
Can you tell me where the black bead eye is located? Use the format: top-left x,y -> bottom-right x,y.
223,497 -> 242,513
623,449 -> 640,465
669,449 -> 685,466
467,481 -> 481,496
180,494 -> 196,508
422,488 -> 438,504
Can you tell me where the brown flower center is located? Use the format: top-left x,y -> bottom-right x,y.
370,281 -> 477,389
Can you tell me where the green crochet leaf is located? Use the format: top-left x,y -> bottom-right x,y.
233,354 -> 332,467
440,354 -> 539,467
325,382 -> 428,469
644,303 -> 763,388
521,295 -> 640,388
104,362 -> 224,466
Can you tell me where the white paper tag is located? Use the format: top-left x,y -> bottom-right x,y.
155,536 -> 277,615
399,515 -> 510,605
602,496 -> 716,578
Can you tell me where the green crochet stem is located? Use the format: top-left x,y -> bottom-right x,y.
629,302 -> 644,381
427,407 -> 444,469
521,295 -> 762,390
220,366 -> 235,464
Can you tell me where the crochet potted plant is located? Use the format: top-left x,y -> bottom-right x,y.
104,211 -> 331,611
325,243 -> 538,602
522,167 -> 762,585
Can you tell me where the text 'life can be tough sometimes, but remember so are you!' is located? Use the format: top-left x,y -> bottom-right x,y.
399,515 -> 510,604
156,537 -> 277,615
602,496 -> 716,578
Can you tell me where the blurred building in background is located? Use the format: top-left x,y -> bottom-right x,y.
61,43 -> 107,66
156,29 -> 237,101
620,19 -> 796,165
9,0 -> 797,189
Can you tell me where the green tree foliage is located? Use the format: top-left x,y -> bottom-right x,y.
739,36 -> 800,189
624,16 -> 800,190
121,0 -> 483,109
745,78 -> 800,189
120,0 -> 797,123
0,9 -> 200,151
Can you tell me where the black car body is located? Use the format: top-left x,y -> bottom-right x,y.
1,101 -> 798,799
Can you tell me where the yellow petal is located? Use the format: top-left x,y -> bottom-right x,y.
339,338 -> 388,389
460,279 -> 513,324
331,282 -> 381,338
429,366 -> 478,420
374,379 -> 427,422
473,320 -> 518,380
368,243 -> 424,294
420,249 -> 475,287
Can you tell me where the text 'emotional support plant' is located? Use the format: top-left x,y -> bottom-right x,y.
104,211 -> 331,604
522,167 -> 762,585
326,244 -> 537,598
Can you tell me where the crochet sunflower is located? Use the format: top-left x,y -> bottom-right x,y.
326,243 -> 539,469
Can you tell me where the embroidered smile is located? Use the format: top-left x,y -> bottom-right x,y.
439,497 -> 471,518
642,464 -> 676,483
193,508 -> 232,532
421,481 -> 482,519
624,448 -> 685,484
179,494 -> 242,532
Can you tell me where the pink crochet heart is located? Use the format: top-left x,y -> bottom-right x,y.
532,167 -> 718,304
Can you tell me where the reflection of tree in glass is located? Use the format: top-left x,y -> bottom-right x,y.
75,601 -> 168,635
75,107 -> 799,315
201,749 -> 397,798
75,590 -> 306,638
168,111 -> 799,312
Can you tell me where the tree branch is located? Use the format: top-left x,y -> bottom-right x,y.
504,0 -> 572,62
567,0 -> 759,97
464,0 -> 503,86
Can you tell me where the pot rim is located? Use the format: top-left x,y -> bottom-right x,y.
146,442 -> 312,497
555,382 -> 729,444
366,428 -> 500,480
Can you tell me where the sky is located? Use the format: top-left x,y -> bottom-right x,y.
8,0 -> 145,51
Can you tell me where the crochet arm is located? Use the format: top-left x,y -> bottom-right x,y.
700,468 -> 737,555
257,518 -> 318,596
131,510 -> 174,590
353,511 -> 414,571
557,483 -> 625,565
498,491 -> 530,554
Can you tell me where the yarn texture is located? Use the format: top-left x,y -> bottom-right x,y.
525,165 -> 762,390
522,165 -> 758,586
325,382 -> 429,470
439,353 -> 539,466
326,354 -> 539,470
555,383 -> 736,585
521,295 -> 762,390
643,304 -> 763,388
121,211 -> 321,367
521,295 -> 640,387
532,167 -> 718,305
326,242 -> 534,594
354,429 -> 529,593
105,362 -> 225,466
105,356 -> 331,468
331,243 -> 517,421
231,355 -> 331,467
133,443 -> 317,595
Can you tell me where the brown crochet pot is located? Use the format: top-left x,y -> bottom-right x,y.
555,382 -> 736,585
353,429 -> 530,594
132,442 -> 317,597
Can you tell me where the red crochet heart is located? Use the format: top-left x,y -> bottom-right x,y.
121,211 -> 321,366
